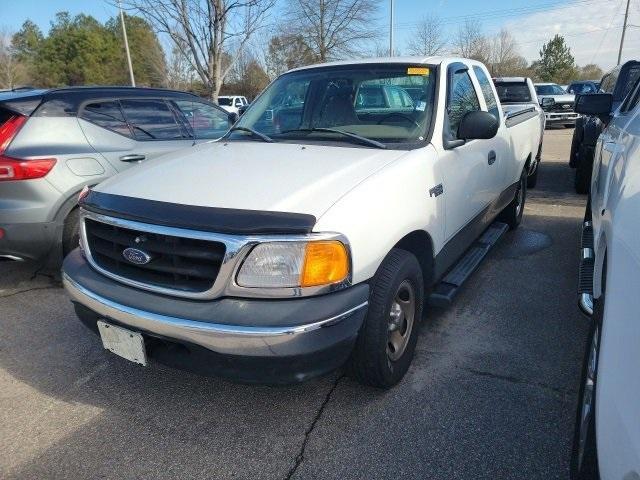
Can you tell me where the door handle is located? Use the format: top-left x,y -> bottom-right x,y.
488,151 -> 496,165
119,154 -> 146,162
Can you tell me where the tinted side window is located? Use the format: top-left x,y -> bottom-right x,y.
448,70 -> 480,138
80,101 -> 132,137
473,66 -> 499,119
120,99 -> 186,140
173,100 -> 231,139
621,66 -> 640,100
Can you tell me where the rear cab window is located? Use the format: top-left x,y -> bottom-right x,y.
494,82 -> 532,103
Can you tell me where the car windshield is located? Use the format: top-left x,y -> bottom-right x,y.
535,84 -> 567,95
230,64 -> 437,146
494,82 -> 532,103
218,98 -> 232,106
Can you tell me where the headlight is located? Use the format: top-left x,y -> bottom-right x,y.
236,240 -> 349,289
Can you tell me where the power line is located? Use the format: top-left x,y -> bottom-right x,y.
395,0 -> 615,29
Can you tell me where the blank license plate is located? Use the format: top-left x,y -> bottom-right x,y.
97,320 -> 147,366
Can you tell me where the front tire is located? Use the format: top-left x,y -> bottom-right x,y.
527,160 -> 539,189
347,249 -> 424,388
499,170 -> 527,230
570,295 -> 603,479
575,145 -> 593,194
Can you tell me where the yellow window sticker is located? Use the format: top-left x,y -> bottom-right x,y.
407,67 -> 430,76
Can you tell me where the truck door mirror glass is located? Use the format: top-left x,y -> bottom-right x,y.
574,93 -> 613,115
541,97 -> 554,108
238,105 -> 248,116
457,110 -> 499,141
228,112 -> 239,124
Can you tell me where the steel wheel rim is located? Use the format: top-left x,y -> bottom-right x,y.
386,280 -> 416,362
577,324 -> 599,469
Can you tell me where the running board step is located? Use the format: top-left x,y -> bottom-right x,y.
428,222 -> 509,308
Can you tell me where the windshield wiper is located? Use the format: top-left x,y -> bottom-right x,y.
227,126 -> 274,143
280,128 -> 387,149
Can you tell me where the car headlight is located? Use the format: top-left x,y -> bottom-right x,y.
236,240 -> 349,289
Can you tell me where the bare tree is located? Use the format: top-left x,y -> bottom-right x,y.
119,0 -> 276,100
406,15 -> 446,56
453,19 -> 490,64
284,0 -> 381,62
0,29 -> 27,89
489,29 -> 522,75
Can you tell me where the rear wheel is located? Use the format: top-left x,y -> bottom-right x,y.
499,170 -> 527,230
62,208 -> 80,258
348,249 -> 424,388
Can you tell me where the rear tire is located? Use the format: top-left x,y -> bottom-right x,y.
499,170 -> 527,230
347,249 -> 424,389
62,208 -> 80,258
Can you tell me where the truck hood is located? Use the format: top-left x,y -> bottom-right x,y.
94,141 -> 409,219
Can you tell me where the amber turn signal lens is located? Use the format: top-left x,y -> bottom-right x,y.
301,241 -> 349,287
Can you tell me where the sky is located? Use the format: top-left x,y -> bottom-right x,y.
1,0 -> 638,71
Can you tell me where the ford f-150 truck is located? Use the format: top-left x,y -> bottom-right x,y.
493,76 -> 546,187
62,57 -> 541,388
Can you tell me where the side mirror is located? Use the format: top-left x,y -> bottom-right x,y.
228,112 -> 239,124
574,93 -> 613,116
238,105 -> 249,116
540,97 -> 554,108
458,110 -> 499,141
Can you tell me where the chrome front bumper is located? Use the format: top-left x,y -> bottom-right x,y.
63,272 -> 368,358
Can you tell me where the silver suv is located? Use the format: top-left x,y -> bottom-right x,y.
0,87 -> 234,264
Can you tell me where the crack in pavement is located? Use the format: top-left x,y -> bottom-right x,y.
284,374 -> 344,480
0,286 -> 59,299
457,366 -> 575,400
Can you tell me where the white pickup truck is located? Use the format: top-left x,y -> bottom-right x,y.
62,57 -> 541,388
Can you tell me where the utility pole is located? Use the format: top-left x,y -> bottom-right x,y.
617,0 -> 631,65
389,0 -> 394,57
118,0 -> 136,86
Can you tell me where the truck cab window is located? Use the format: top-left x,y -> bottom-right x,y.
448,70 -> 480,138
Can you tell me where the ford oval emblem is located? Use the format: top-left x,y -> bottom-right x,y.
122,247 -> 152,265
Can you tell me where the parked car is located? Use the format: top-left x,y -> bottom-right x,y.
0,87 -> 234,264
493,76 -> 547,187
62,57 -> 541,388
217,95 -> 249,115
572,79 -> 640,479
534,82 -> 579,127
570,60 -> 640,193
567,80 -> 600,95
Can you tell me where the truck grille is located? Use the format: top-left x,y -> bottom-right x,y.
545,101 -> 574,113
84,218 -> 225,293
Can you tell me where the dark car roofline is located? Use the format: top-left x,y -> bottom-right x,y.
44,85 -> 201,97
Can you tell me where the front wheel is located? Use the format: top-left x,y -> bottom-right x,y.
499,170 -> 527,230
527,160 -> 539,189
347,249 -> 424,388
570,296 -> 603,479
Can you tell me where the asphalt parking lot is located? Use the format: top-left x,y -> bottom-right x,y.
0,128 -> 588,480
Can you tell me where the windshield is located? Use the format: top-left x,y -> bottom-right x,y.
494,82 -> 532,103
231,64 -> 437,147
218,98 -> 232,106
535,84 -> 566,95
